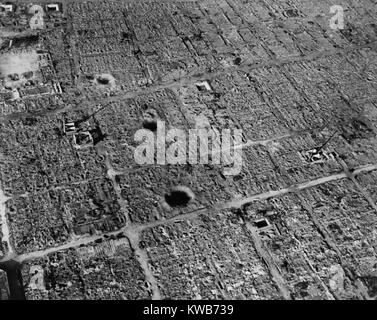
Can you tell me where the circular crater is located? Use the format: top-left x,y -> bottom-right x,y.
142,108 -> 159,132
96,76 -> 110,85
165,186 -> 195,208
92,74 -> 116,88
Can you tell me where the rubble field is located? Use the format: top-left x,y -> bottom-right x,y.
1,0 -> 377,300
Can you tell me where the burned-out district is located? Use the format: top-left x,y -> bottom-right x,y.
1,0 -> 377,302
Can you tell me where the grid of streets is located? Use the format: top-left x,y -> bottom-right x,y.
0,0 -> 377,300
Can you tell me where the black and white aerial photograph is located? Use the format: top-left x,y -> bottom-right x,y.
0,0 -> 377,313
